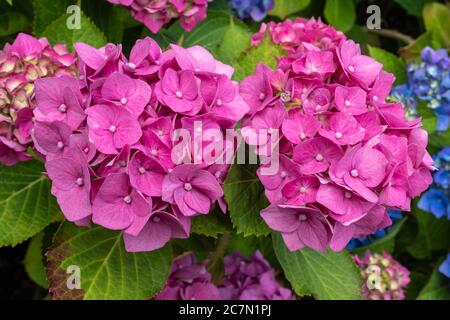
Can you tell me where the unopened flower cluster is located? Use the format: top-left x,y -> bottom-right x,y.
392,47 -> 450,131
240,18 -> 434,252
0,33 -> 76,166
108,0 -> 210,33
354,251 -> 410,300
33,37 -> 247,252
156,251 -> 294,300
230,0 -> 274,22
418,147 -> 450,220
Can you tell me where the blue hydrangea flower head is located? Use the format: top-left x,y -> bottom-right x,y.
439,254 -> 450,278
393,47 -> 450,131
231,0 -> 274,21
418,147 -> 450,220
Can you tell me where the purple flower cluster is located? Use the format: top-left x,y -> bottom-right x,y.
33,37 -> 248,252
108,0 -> 210,33
0,33 -> 76,166
156,251 -> 294,300
156,252 -> 221,300
354,251 -> 410,300
240,18 -> 434,253
219,251 -> 294,300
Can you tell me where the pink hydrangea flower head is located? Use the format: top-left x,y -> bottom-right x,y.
107,0 -> 209,33
0,33 -> 76,165
241,17 -> 434,252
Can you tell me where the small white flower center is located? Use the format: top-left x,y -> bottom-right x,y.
83,147 -> 89,153
259,93 -> 266,101
280,171 -> 287,178
58,104 -> 67,113
299,186 -> 308,194
348,66 -> 355,72
299,132 -> 306,140
344,100 -> 351,107
350,169 -> 359,177
184,182 -> 192,191
335,132 -> 343,139
120,97 -> 127,105
372,95 -> 378,102
139,167 -> 146,174
315,153 -> 324,161
216,99 -> 222,106
75,178 -> 83,186
344,191 -> 352,199
118,160 -> 126,167
123,195 -> 132,204
57,141 -> 64,149
150,148 -> 158,156
128,62 -> 136,69
152,216 -> 161,223
175,91 -> 183,98
298,214 -> 307,221
109,125 -> 117,133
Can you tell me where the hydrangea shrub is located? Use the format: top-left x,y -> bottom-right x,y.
0,0 -> 449,302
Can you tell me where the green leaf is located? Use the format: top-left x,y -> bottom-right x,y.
42,11 -> 107,51
6,0 -> 13,5
273,233 -> 362,300
394,0 -> 424,17
0,10 -> 28,37
214,17 -> 251,65
223,164 -> 270,237
82,0 -> 127,43
353,218 -> 407,255
32,0 -> 71,37
191,207 -> 232,239
417,262 -> 450,300
368,46 -> 407,85
233,33 -> 284,81
147,24 -> 184,50
417,100 -> 438,134
399,32 -> 434,63
429,129 -> 450,149
423,2 -> 450,48
0,161 -> 60,247
24,231 -> 49,288
324,0 -> 356,33
182,11 -> 233,50
46,222 -> 172,300
269,0 -> 311,19
407,206 -> 450,259
172,234 -> 216,261
226,233 -> 280,270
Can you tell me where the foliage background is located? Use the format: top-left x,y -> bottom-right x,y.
0,0 -> 449,300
